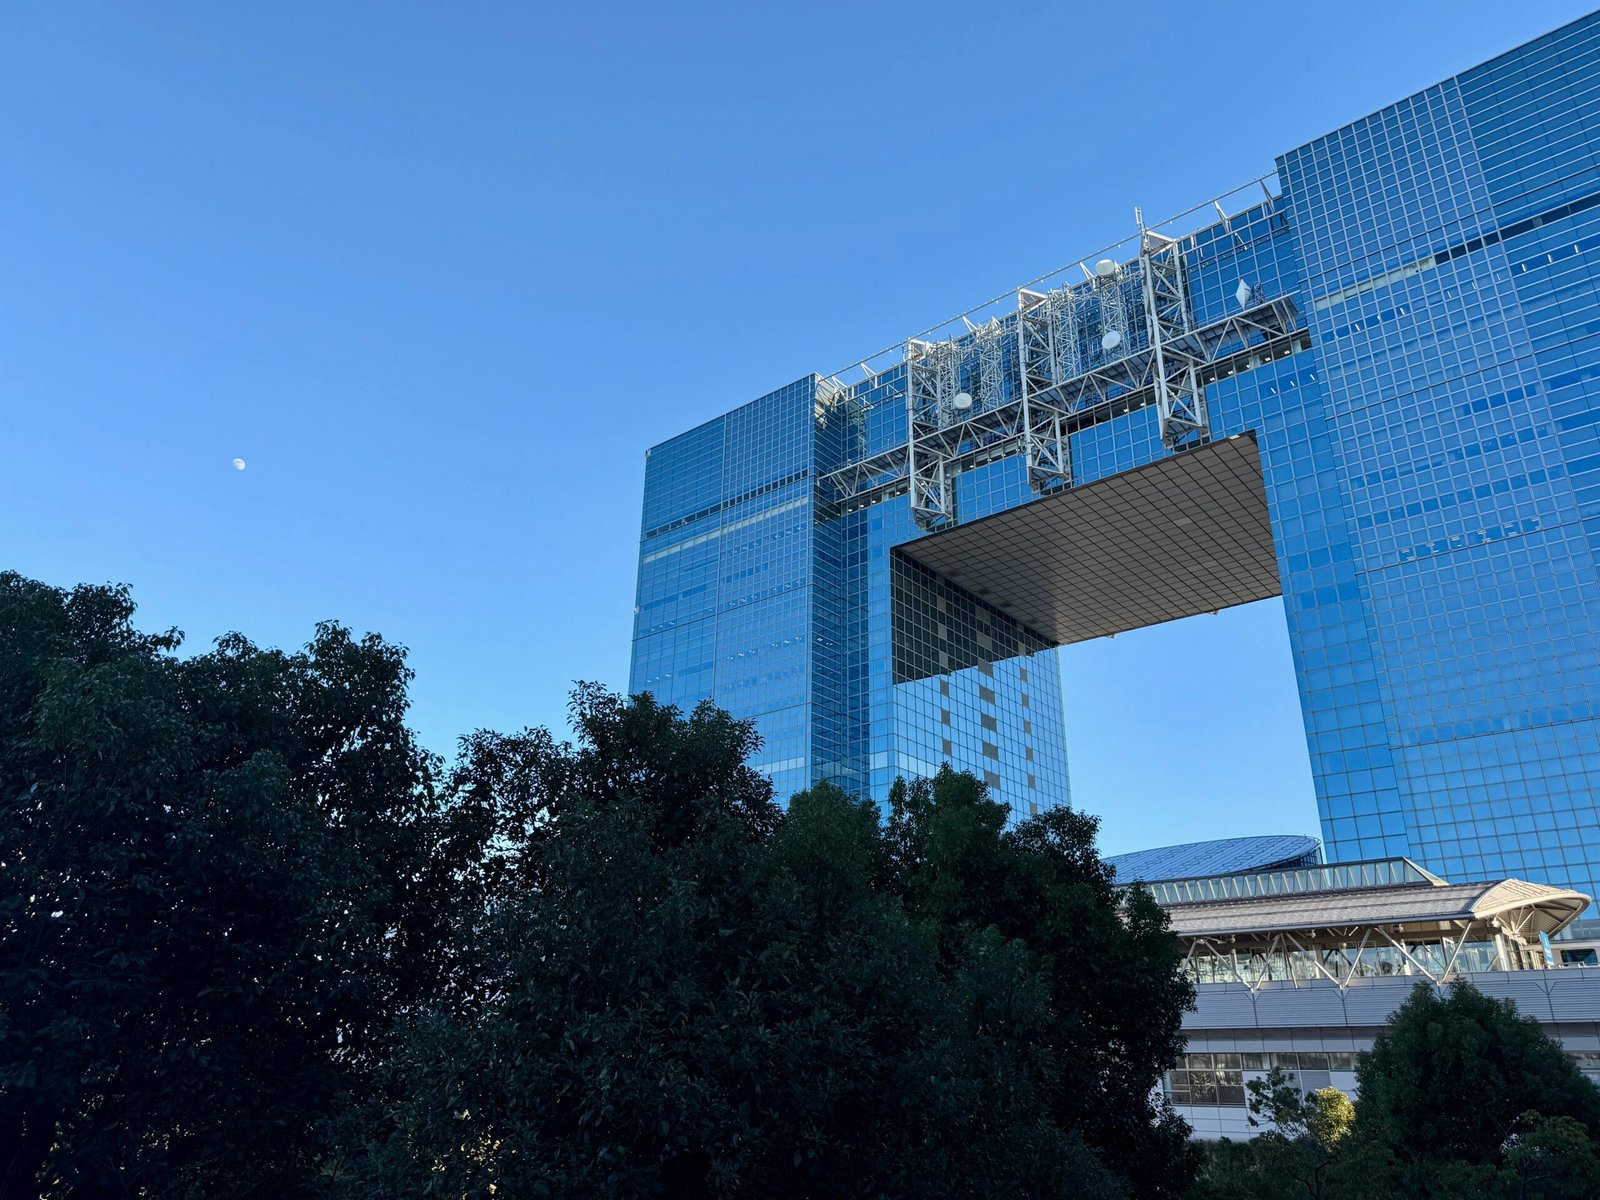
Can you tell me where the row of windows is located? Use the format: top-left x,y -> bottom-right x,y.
1166,1054 -> 1351,1109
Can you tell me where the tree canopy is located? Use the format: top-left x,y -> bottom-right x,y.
1348,980 -> 1600,1197
336,703 -> 1197,1198
0,572 -> 489,1199
2,573 -> 1198,1198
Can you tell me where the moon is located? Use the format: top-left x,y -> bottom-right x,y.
232,458 -> 247,471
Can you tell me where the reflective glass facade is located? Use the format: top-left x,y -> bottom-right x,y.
632,373 -> 1071,814
632,14 -> 1600,890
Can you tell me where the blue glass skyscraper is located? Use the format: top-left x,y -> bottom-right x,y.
632,13 -> 1600,902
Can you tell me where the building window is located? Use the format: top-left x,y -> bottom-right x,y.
981,714 -> 998,732
941,738 -> 952,756
984,771 -> 1001,789
1166,1054 -> 1246,1107
1165,1053 -> 1356,1108
979,686 -> 996,705
982,742 -> 1000,759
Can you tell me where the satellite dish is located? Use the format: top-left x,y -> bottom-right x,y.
1101,329 -> 1122,353
951,392 -> 974,411
1236,280 -> 1254,307
1094,259 -> 1118,279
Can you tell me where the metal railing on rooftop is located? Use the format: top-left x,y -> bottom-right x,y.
1139,858 -> 1446,907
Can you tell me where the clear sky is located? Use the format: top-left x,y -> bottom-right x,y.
2,2 -> 1593,857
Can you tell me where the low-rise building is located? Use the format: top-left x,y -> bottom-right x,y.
1118,847 -> 1598,1139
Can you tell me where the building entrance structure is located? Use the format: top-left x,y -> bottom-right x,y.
632,14 -> 1600,906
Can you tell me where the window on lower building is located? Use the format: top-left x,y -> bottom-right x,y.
1166,1052 -> 1357,1108
1166,1063 -> 1245,1107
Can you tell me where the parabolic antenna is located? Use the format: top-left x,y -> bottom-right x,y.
1236,280 -> 1254,307
1101,329 -> 1122,353
1094,258 -> 1118,278
951,392 -> 974,411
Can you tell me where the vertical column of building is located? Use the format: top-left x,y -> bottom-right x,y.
810,381 -> 870,796
1271,12 -> 1600,901
630,420 -> 727,710
708,381 -> 817,804
630,378 -> 821,806
1450,16 -> 1600,899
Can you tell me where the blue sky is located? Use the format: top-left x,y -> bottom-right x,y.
2,2 -> 1592,856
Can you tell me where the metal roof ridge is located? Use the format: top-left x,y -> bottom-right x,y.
1161,881 -> 1458,910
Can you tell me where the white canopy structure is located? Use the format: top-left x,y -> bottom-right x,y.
1162,861 -> 1590,988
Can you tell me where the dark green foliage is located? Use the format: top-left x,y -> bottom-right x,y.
1349,981 -> 1600,1197
338,711 -> 1196,1198
1500,1111 -> 1600,1199
0,573 -> 487,1199
1354,981 -> 1600,1166
0,572 -> 1197,1197
884,767 -> 1199,1198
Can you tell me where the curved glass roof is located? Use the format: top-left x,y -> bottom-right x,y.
1106,833 -> 1320,885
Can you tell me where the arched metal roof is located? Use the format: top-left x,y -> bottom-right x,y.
1169,878 -> 1591,944
1106,833 -> 1321,884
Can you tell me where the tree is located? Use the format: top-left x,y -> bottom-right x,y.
1187,1072 -> 1342,1199
1499,1111 -> 1600,1200
0,573 -> 485,1199
341,697 -> 1195,1198
1305,1089 -> 1357,1154
884,766 -> 1199,1197
1245,1067 -> 1352,1153
1348,980 -> 1600,1196
1187,1068 -> 1355,1200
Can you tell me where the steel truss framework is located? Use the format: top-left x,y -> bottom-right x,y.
1183,910 -> 1556,991
817,217 -> 1306,529
1139,225 -> 1207,449
906,317 -> 1020,528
